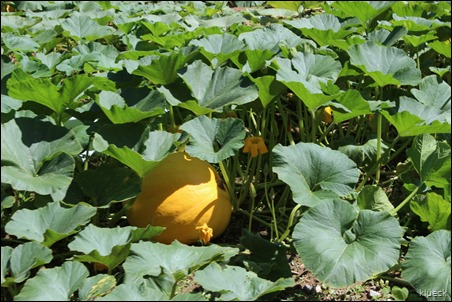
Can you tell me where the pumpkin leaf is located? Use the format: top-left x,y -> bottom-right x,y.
407,133 -> 451,189
402,230 -> 451,301
272,142 -> 360,207
61,14 -> 114,41
97,283 -> 170,301
410,193 -> 451,231
6,69 -> 116,114
1,117 -> 83,198
293,199 -> 404,288
123,241 -> 239,294
95,90 -> 166,124
14,261 -> 89,301
74,165 -> 142,208
92,125 -> 181,177
180,116 -> 246,163
357,185 -> 395,212
68,224 -> 164,271
78,274 -> 117,301
190,33 -> 245,67
131,51 -> 189,85
1,242 -> 53,286
194,262 -> 295,301
272,53 -> 342,111
347,41 -> 421,87
284,14 -> 355,46
5,201 -> 96,247
175,60 -> 258,114
239,23 -> 304,53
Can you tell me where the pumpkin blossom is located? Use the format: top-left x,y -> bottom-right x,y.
196,223 -> 213,244
323,106 -> 333,123
243,136 -> 268,158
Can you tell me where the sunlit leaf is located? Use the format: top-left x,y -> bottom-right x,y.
1,242 -> 52,286
179,116 -> 246,163
272,142 -> 360,207
194,262 -> 295,301
402,230 -> 451,301
348,41 -> 421,86
293,199 -> 403,287
15,261 -> 89,301
5,202 -> 96,247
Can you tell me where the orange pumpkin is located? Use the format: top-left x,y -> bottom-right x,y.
127,152 -> 231,244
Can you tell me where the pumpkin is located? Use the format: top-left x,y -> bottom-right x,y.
127,152 -> 232,244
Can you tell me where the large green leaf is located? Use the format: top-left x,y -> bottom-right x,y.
68,224 -> 164,271
272,143 -> 360,207
97,283 -> 207,301
251,75 -> 286,108
194,262 -> 295,301
231,49 -> 276,74
5,201 -> 96,247
1,242 -> 52,286
273,53 -> 342,111
190,33 -> 245,67
400,75 -> 451,125
407,133 -> 451,189
97,284 -> 172,301
284,14 -> 354,46
61,14 -> 115,41
131,51 -> 189,85
410,193 -> 451,231
78,274 -> 117,301
95,90 -> 166,124
179,116 -> 246,163
175,60 -> 258,114
293,199 -> 404,287
239,230 -> 292,281
123,241 -> 239,294
92,125 -> 181,177
239,23 -> 305,53
74,165 -> 141,208
330,90 -> 373,123
2,32 -> 40,52
325,1 -> 395,27
380,111 -> 450,137
1,118 -> 82,197
357,185 -> 395,212
14,261 -> 89,301
348,41 -> 421,87
428,40 -> 452,58
402,230 -> 451,301
56,42 -> 122,75
6,69 -> 116,114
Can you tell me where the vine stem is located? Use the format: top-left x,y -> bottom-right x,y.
389,183 -> 422,216
218,159 -> 237,211
375,111 -> 383,184
356,135 -> 407,192
278,204 -> 302,243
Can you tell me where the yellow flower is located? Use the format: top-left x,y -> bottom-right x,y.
243,136 -> 268,158
196,223 -> 213,244
323,106 -> 333,123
